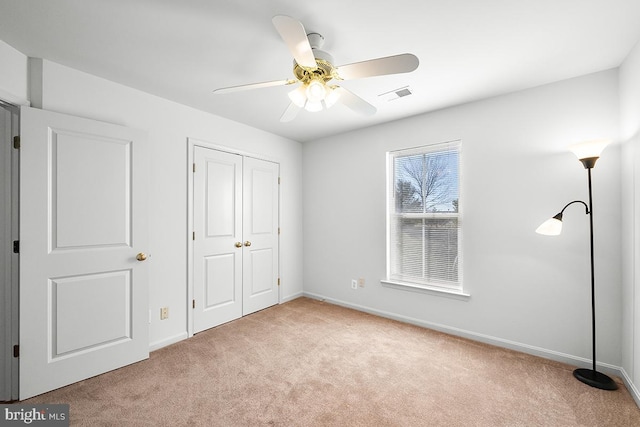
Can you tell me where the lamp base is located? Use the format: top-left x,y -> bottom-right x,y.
573,368 -> 618,390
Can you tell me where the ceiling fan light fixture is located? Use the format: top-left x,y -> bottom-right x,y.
288,85 -> 307,108
305,100 -> 323,112
324,86 -> 341,109
306,79 -> 327,103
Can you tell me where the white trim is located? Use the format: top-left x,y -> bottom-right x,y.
149,332 -> 188,352
380,279 -> 470,299
0,90 -> 29,107
388,139 -> 461,156
632,136 -> 639,406
303,291 -> 625,380
186,140 -> 194,337
188,138 -> 280,165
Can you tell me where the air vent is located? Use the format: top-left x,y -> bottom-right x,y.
378,86 -> 413,102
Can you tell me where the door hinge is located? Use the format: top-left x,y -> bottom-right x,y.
13,136 -> 20,149
13,345 -> 19,358
192,231 -> 195,240
192,299 -> 196,309
278,177 -> 281,185
278,228 -> 280,235
277,278 -> 280,286
193,163 -> 196,173
12,240 -> 19,254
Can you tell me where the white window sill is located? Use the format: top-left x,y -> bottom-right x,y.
381,280 -> 471,300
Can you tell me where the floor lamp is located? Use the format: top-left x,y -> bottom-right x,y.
535,139 -> 617,391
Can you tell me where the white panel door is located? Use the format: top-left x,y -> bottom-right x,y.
193,147 -> 243,333
19,106 -> 149,399
242,157 -> 279,316
192,148 -> 279,332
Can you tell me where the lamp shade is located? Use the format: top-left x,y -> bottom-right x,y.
306,80 -> 326,103
288,86 -> 307,108
305,100 -> 323,112
289,80 -> 335,112
536,215 -> 563,235
568,139 -> 611,160
324,86 -> 341,108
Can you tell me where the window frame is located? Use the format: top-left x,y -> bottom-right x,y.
384,140 -> 467,297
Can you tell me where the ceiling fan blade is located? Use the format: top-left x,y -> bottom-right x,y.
213,79 -> 296,94
272,15 -> 317,69
336,53 -> 419,80
334,86 -> 376,116
280,102 -> 301,122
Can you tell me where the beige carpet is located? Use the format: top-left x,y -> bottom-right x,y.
24,297 -> 640,426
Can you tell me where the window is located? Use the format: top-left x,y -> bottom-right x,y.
386,141 -> 461,292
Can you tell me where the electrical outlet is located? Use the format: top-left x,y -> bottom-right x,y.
160,307 -> 169,320
358,278 -> 365,288
351,279 -> 358,290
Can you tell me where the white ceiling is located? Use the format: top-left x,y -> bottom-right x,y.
1,0 -> 639,142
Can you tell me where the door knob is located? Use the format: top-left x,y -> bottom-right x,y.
136,253 -> 148,261
244,241 -> 252,247
235,242 -> 242,248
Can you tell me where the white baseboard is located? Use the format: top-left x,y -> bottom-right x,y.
149,331 -> 188,352
302,292 -> 628,383
620,368 -> 640,408
281,291 -> 304,304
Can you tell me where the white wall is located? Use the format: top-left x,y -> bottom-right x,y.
303,70 -> 622,369
620,39 -> 640,400
0,41 -> 304,350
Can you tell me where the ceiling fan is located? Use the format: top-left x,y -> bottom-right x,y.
213,15 -> 419,122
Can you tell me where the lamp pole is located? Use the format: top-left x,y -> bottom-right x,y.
571,158 -> 617,390
588,167 -> 596,375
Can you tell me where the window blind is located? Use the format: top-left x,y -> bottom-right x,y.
388,141 -> 461,289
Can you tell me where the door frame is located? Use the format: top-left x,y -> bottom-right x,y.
0,100 -> 20,401
186,138 -> 281,337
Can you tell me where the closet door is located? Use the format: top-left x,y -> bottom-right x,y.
193,147 -> 243,332
242,157 -> 279,316
192,148 -> 280,333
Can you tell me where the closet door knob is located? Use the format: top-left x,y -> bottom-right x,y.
244,241 -> 252,247
234,242 -> 242,248
136,253 -> 148,261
